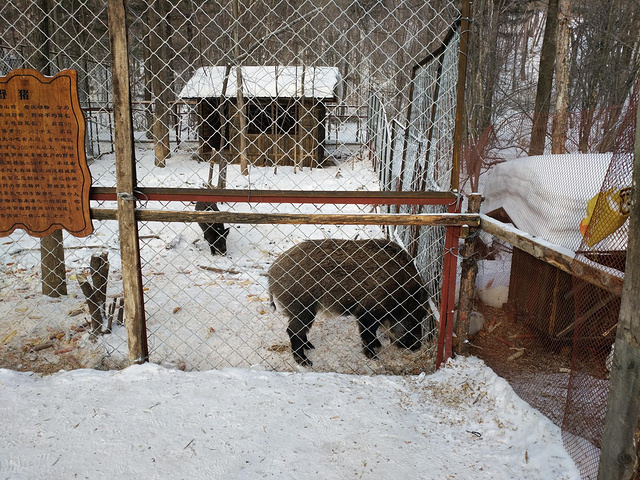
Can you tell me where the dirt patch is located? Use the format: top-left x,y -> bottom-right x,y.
0,322 -> 127,374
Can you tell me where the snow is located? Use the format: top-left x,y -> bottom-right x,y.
477,153 -> 614,306
179,66 -> 341,99
481,153 -> 612,251
478,285 -> 509,309
0,142 -> 582,479
0,356 -> 580,479
474,230 -> 513,310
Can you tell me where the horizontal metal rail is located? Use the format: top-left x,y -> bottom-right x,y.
90,187 -> 460,206
90,209 -> 480,227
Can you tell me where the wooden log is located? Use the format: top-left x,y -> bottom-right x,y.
480,215 -> 623,296
455,193 -> 483,355
106,298 -> 116,334
76,253 -> 111,335
104,297 -> 124,334
29,341 -> 56,352
90,252 -> 110,322
597,97 -> 640,480
108,0 -> 149,365
77,273 -> 102,334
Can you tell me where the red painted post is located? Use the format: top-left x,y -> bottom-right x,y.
436,203 -> 461,368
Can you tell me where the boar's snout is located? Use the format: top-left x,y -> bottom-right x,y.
390,318 -> 423,351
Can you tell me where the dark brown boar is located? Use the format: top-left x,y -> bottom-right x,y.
195,201 -> 229,255
267,238 -> 426,366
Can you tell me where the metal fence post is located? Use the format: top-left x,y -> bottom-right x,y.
436,201 -> 461,368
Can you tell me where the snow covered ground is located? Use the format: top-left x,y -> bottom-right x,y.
0,356 -> 580,479
0,141 -> 588,478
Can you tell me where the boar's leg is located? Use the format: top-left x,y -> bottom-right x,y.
287,309 -> 316,366
357,313 -> 381,359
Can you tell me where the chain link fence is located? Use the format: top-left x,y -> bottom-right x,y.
473,92 -> 636,478
0,0 -> 462,374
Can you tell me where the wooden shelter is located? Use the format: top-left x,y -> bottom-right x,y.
481,154 -> 623,339
179,66 -> 341,168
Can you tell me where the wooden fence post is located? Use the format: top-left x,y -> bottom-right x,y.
455,193 -> 483,355
107,0 -> 149,365
41,229 -> 67,297
597,98 -> 640,479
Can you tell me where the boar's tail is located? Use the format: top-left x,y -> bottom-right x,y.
268,291 -> 276,311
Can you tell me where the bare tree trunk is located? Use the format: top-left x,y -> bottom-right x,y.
529,0 -> 559,156
551,0 -> 571,154
41,229 -> 67,297
216,64 -> 232,189
468,0 -> 500,139
143,24 -> 154,140
232,0 -> 249,176
578,1 -> 616,153
149,0 -> 171,167
29,0 -> 68,297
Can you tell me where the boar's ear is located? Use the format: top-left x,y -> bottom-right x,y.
223,227 -> 230,237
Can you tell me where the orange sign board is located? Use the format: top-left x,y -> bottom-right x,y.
0,69 -> 93,238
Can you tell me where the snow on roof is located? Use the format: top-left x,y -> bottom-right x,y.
179,66 -> 341,99
481,153 -> 612,251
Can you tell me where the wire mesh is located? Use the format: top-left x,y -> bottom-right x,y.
1,0 -> 461,374
474,93 -> 636,478
561,87 -> 637,479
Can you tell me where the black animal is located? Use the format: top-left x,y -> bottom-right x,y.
195,201 -> 229,255
267,238 -> 426,366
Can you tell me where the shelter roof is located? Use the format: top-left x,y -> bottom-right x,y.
179,66 -> 341,99
481,153 -> 613,251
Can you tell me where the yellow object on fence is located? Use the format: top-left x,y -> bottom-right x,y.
580,187 -> 632,247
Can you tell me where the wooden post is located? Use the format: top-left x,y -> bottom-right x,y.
107,0 -> 149,365
232,0 -> 248,176
597,98 -> 640,479
77,251 -> 123,336
216,64 -> 232,189
455,193 -> 482,355
77,252 -> 110,335
551,0 -> 571,154
41,229 -> 67,297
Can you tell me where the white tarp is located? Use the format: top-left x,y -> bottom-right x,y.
481,153 -> 612,251
179,65 -> 341,99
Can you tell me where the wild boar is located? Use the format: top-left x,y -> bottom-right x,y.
267,238 -> 426,366
195,201 -> 229,255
